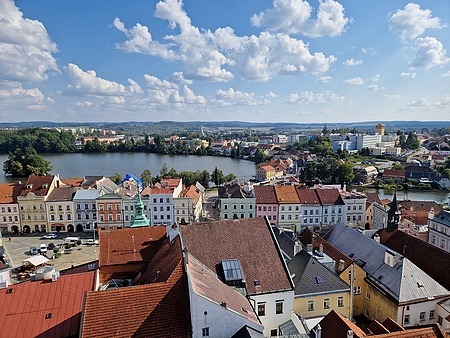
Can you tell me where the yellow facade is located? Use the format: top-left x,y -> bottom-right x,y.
363,283 -> 398,322
293,291 -> 350,319
340,264 -> 366,317
18,196 -> 49,233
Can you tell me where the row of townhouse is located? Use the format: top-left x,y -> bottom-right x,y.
219,182 -> 368,233
0,175 -> 205,234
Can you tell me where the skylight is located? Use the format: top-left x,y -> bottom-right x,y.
221,259 -> 243,282
316,277 -> 323,284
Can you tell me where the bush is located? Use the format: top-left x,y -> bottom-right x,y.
53,248 -> 59,254
65,243 -> 72,250
76,239 -> 82,246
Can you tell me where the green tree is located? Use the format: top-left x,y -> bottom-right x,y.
179,171 -> 195,186
224,173 -> 237,183
109,173 -> 123,184
211,167 -> 225,187
392,163 -> 405,170
254,149 -> 268,164
304,161 -> 317,181
140,169 -> 152,187
160,163 -> 169,177
443,168 -> 450,179
3,147 -> 53,177
316,161 -> 330,181
198,170 -> 210,189
337,162 -> 355,188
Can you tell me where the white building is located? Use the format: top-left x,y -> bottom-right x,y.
428,210 -> 450,252
73,189 -> 100,232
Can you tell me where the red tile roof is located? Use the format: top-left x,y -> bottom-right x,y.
296,187 -> 320,205
81,236 -> 191,338
274,185 -> 300,204
319,310 -> 366,338
180,218 -> 293,295
316,188 -> 345,205
0,271 -> 96,338
371,326 -> 446,338
20,175 -> 55,197
254,185 -> 277,204
61,177 -> 84,187
0,182 -> 24,203
182,185 -> 200,205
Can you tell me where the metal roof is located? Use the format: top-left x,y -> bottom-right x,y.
73,189 -> 100,200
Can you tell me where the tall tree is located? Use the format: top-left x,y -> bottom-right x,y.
109,173 -> 123,184
211,167 -> 224,187
140,169 -> 152,187
3,147 -> 53,177
160,163 -> 169,177
337,162 -> 355,188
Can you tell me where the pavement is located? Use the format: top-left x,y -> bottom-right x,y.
2,233 -> 99,283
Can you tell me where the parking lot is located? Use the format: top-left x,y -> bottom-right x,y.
3,233 -> 99,275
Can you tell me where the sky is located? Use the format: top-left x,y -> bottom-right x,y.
0,0 -> 449,124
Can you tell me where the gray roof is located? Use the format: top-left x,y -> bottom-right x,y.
288,250 -> 349,297
73,189 -> 100,201
433,210 -> 450,227
324,222 -> 450,303
272,227 -> 295,260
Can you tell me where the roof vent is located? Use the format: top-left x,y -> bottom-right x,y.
254,279 -> 260,286
45,313 -> 52,319
6,289 -> 13,294
220,301 -> 227,308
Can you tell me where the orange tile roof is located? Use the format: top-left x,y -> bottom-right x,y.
0,183 -> 24,203
160,177 -> 181,188
61,177 -> 84,187
296,188 -> 320,205
99,226 -> 167,267
180,218 -> 293,295
143,187 -> 174,195
0,271 -> 96,338
316,188 -> 345,205
371,326 -> 446,338
81,236 -> 191,338
274,185 -> 300,204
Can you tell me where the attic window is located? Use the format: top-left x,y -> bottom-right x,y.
254,279 -> 261,286
6,289 -> 13,294
316,277 -> 323,284
221,259 -> 243,282
45,313 -> 52,319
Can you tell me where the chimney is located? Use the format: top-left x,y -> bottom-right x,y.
316,324 -> 322,338
294,241 -> 301,256
374,234 -> 380,243
337,259 -> 345,273
184,247 -> 189,264
307,244 -> 313,253
347,330 -> 354,338
319,243 -> 323,254
312,234 -> 317,252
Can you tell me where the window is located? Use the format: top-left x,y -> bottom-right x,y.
281,206 -> 285,211
107,204 -> 112,211
366,292 -> 370,300
202,327 -> 210,337
241,213 -> 244,218
323,298 -> 330,309
50,206 -> 54,211
167,206 -> 170,211
441,239 -> 445,248
404,315 -> 410,325
354,286 -> 361,294
224,204 -> 228,210
347,206 -> 351,210
58,205 -> 62,211
166,198 -> 170,203
432,236 -> 436,244
108,214 -> 113,221
99,205 -> 104,211
258,206 -> 261,211
420,312 -> 425,322
276,301 -> 283,314
249,205 -> 253,209
273,206 -> 276,212
429,310 -> 435,319
154,207 -> 157,211
153,198 -> 157,203
240,204 -> 244,210
281,215 -> 284,220
224,214 -> 228,219
257,303 -> 265,316
437,315 -> 443,325
347,216 -> 351,222
233,204 -> 237,210
160,198 -> 163,203
307,300 -> 314,311
338,297 -> 344,307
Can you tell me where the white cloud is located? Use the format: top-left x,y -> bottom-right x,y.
371,74 -> 381,82
0,82 -> 53,111
400,72 -> 416,78
318,76 -> 332,83
434,95 -> 450,109
442,71 -> 450,77
343,77 -> 363,85
114,0 -> 336,82
342,58 -> 362,66
63,63 -> 127,96
168,72 -> 193,84
76,101 -> 93,107
367,85 -> 384,91
212,88 -> 268,106
361,47 -> 373,54
328,92 -> 344,101
0,0 -> 59,82
409,37 -> 450,69
267,91 -> 278,98
388,3 -> 443,39
128,79 -> 143,94
288,90 -> 343,103
384,94 -> 402,99
143,74 -> 178,90
183,85 -> 206,104
250,0 -> 349,38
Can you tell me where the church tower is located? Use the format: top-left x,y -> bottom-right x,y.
386,191 -> 400,232
130,185 -> 150,228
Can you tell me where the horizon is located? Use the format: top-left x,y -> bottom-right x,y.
1,0 -> 449,123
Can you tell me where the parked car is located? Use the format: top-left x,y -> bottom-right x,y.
39,244 -> 48,254
30,247 -> 39,255
47,243 -> 56,250
41,233 -> 57,239
85,239 -> 99,245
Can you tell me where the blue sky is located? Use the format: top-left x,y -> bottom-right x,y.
1,0 -> 449,123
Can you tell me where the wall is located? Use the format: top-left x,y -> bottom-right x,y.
293,291 -> 350,319
363,283 -> 398,323
398,299 -> 443,327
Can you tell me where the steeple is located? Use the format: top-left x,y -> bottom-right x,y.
387,191 -> 400,232
130,184 -> 150,228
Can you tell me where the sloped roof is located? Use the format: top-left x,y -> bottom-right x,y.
378,228 -> 450,290
288,250 -> 349,296
274,185 -> 300,204
187,255 -> 260,325
296,188 -> 320,205
324,222 -> 450,303
318,310 -> 366,338
0,271 -> 96,338
81,239 -> 191,338
254,185 -> 277,204
432,210 -> 450,227
99,226 -> 167,267
46,185 -> 80,202
159,177 -> 181,188
142,187 -> 174,195
73,189 -> 100,200
371,326 -> 446,338
179,218 -> 294,295
231,325 -> 265,338
61,177 -> 83,187
383,170 -> 406,178
182,185 -> 200,205
0,182 -> 24,203
272,226 -> 295,260
20,175 -> 55,197
365,192 -> 382,209
316,188 -> 345,206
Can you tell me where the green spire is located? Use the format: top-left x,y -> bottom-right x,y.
131,185 -> 150,228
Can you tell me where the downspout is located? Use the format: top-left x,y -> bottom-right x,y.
350,263 -> 354,320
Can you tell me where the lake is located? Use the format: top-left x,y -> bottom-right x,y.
362,188 -> 450,204
0,152 -> 256,184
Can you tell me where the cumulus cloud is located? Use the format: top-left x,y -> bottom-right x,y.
343,77 -> 363,85
211,88 -> 268,106
342,58 -> 362,66
409,37 -> 450,69
0,82 -> 53,110
388,3 -> 443,39
371,74 -> 381,82
288,90 -> 343,103
267,91 -> 278,98
63,63 -> 127,96
367,85 -> 384,91
128,79 -> 143,94
143,74 -> 178,90
442,71 -> 450,77
433,95 -> 450,109
250,0 -> 349,37
114,0 -> 336,82
318,76 -> 332,83
384,94 -> 401,99
0,0 -> 59,82
399,97 -> 430,111
168,72 -> 193,84
400,72 -> 416,78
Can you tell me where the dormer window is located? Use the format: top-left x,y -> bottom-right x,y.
221,259 -> 243,282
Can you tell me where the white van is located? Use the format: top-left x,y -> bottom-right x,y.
64,236 -> 80,244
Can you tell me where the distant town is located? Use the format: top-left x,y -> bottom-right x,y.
0,122 -> 450,337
